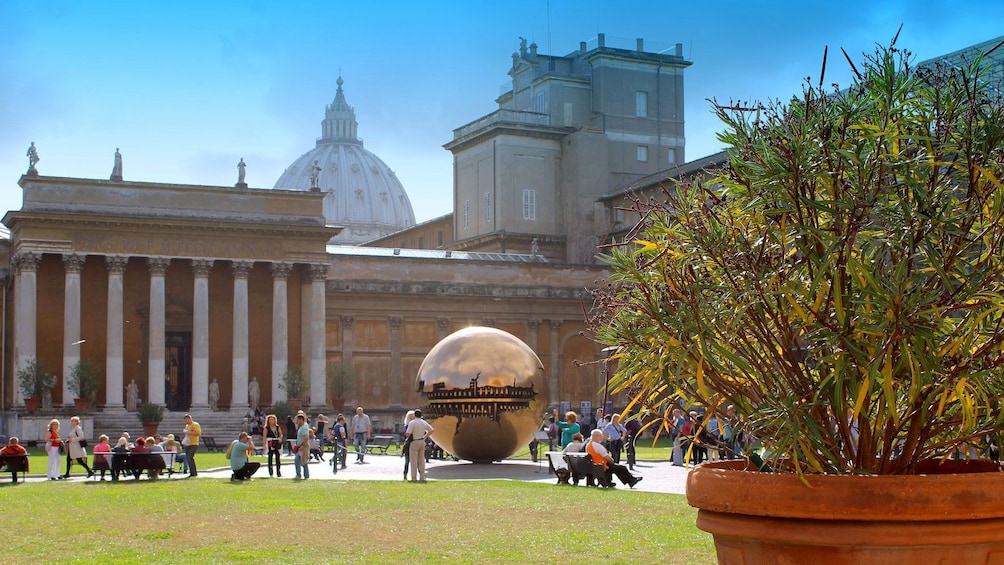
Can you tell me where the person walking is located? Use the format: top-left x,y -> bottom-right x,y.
62,416 -> 93,479
264,414 -> 284,477
44,419 -> 63,480
402,410 -> 416,480
182,413 -> 202,477
332,414 -> 348,470
293,413 -> 311,479
351,407 -> 372,463
405,409 -> 434,482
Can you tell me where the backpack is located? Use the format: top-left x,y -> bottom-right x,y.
225,440 -> 236,460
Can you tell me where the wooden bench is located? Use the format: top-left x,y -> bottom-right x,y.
108,451 -> 174,480
369,435 -> 398,454
201,437 -> 224,453
0,454 -> 28,483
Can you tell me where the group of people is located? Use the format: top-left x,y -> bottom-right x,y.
669,405 -> 741,467
553,408 -> 643,488
41,414 -> 203,481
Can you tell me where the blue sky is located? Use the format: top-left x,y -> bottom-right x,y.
1,1 -> 1002,223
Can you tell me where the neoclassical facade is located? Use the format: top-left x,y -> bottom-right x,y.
1,174 -> 605,418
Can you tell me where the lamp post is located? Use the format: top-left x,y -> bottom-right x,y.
601,346 -> 618,413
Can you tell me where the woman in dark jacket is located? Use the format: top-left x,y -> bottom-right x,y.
284,416 -> 297,455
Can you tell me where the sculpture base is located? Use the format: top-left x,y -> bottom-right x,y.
233,183 -> 248,190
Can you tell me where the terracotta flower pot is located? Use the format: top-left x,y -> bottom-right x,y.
687,459 -> 1004,564
330,397 -> 346,410
23,397 -> 41,414
74,397 -> 92,413
142,422 -> 160,437
288,399 -> 303,412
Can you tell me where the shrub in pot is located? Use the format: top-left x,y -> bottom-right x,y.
67,358 -> 101,412
326,362 -> 353,409
279,366 -> 306,412
591,36 -> 1004,563
137,402 -> 164,436
16,357 -> 55,413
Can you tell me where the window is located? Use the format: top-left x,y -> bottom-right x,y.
437,230 -> 444,246
667,148 -> 677,164
418,236 -> 424,249
637,145 -> 649,162
522,189 -> 536,221
463,200 -> 470,229
484,192 -> 492,220
635,91 -> 648,118
535,92 -> 545,113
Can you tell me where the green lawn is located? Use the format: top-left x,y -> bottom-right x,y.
0,477 -> 716,564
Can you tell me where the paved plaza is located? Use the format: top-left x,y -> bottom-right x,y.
19,452 -> 690,494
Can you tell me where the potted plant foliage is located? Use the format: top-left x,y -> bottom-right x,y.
279,366 -> 306,412
16,356 -> 55,413
67,358 -> 101,413
326,362 -> 353,410
137,402 -> 164,437
591,36 -> 1004,562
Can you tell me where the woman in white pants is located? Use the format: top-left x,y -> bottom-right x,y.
44,419 -> 63,480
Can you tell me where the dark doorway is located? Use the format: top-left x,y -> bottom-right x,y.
165,333 -> 192,412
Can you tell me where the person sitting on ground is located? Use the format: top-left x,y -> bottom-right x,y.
585,429 -> 642,488
562,432 -> 585,453
91,435 -> 112,481
230,432 -> 261,481
0,437 -> 27,482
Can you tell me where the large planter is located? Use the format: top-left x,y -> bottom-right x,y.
74,398 -> 92,413
687,459 -> 1004,564
142,422 -> 160,437
23,397 -> 41,414
330,397 -> 346,410
288,398 -> 303,412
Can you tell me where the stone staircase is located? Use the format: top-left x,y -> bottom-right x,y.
91,410 -> 250,445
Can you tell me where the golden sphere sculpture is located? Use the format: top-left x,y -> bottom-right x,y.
417,326 -> 543,462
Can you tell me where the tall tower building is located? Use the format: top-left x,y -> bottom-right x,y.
444,34 -> 691,263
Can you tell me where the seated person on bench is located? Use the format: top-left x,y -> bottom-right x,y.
585,429 -> 643,488
0,437 -> 27,482
230,432 -> 261,481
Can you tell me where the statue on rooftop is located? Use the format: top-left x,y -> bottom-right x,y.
110,148 -> 123,181
26,142 -> 39,175
237,158 -> 246,185
309,160 -> 321,191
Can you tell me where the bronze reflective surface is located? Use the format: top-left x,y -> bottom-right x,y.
417,326 -> 544,462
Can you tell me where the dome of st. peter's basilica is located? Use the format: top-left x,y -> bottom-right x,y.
274,77 -> 415,244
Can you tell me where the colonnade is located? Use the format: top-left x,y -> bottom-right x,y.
11,250 -> 328,412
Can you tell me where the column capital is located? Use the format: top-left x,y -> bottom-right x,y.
549,320 -> 563,331
527,318 -> 541,330
14,250 -> 41,273
437,317 -> 450,331
389,316 -> 403,330
308,263 -> 329,282
341,315 -> 354,329
231,260 -> 253,278
269,261 -> 292,280
191,259 -> 214,277
146,256 -> 171,276
62,253 -> 86,274
106,255 -> 129,274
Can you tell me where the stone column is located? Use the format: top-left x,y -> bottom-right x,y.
436,317 -> 450,341
105,255 -> 129,412
389,316 -> 403,408
190,259 -> 214,409
13,251 -> 40,407
549,320 -> 562,406
270,262 -> 291,403
62,253 -> 85,407
230,260 -> 253,412
147,257 -> 170,406
341,316 -> 354,403
308,263 -> 328,409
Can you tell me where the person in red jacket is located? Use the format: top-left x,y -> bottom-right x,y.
0,437 -> 27,483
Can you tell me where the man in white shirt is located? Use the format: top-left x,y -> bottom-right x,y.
585,429 -> 642,488
404,409 -> 435,482
351,407 -> 372,463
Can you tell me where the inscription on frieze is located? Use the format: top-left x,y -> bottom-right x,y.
76,234 -> 284,260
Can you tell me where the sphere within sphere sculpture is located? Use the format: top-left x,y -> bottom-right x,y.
417,326 -> 544,462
